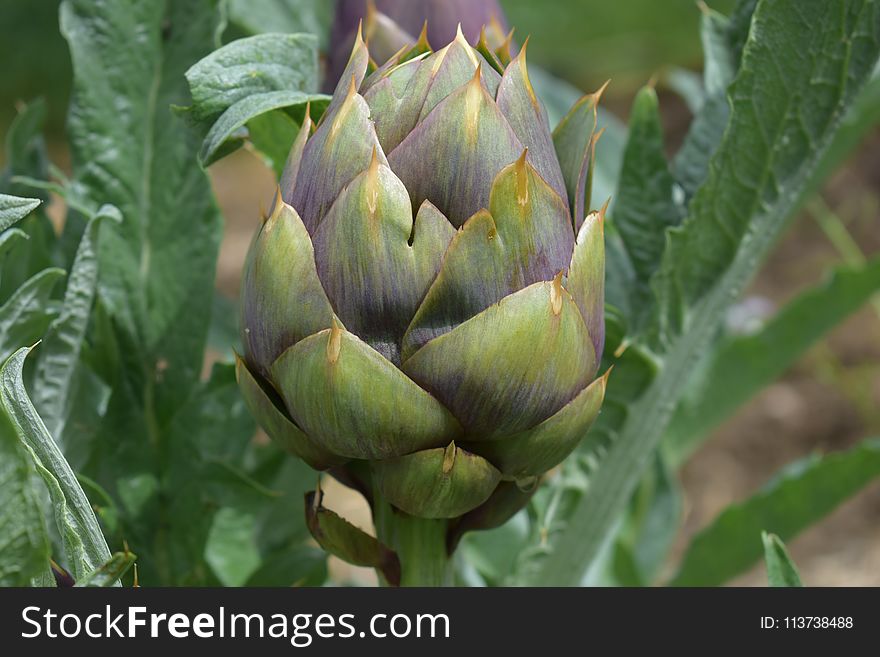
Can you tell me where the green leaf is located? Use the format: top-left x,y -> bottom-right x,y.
204,507 -> 261,586
183,33 -> 320,124
226,0 -> 334,49
244,545 -> 327,587
531,0 -> 880,586
672,0 -> 756,200
666,257 -> 880,464
199,90 -> 328,167
611,86 -> 683,331
0,383 -> 50,586
33,206 -> 119,451
0,193 -> 41,231
0,347 -> 112,580
670,440 -> 880,586
62,0 -> 223,424
182,32 -> 327,167
1,99 -> 50,198
762,532 -> 803,587
74,549 -> 137,587
0,268 -> 64,361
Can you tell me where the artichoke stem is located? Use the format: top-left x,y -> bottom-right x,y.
372,494 -> 451,587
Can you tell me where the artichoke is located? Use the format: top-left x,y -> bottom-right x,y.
236,25 -> 607,581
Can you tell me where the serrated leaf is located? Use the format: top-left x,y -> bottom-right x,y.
611,86 -> 683,331
531,0 -> 880,586
673,0 -> 756,200
670,440 -> 880,586
183,32 -> 320,124
0,194 -> 41,231
33,206 -> 119,451
666,257 -> 880,464
762,532 -> 803,587
0,347 -> 112,580
62,0 -> 223,425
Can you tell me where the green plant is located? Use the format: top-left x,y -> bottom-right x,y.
0,0 -> 879,588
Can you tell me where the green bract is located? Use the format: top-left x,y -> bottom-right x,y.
237,26 -> 607,523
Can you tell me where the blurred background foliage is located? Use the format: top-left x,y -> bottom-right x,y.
0,0 -> 737,136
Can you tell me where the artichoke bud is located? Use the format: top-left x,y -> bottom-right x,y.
238,24 -> 608,536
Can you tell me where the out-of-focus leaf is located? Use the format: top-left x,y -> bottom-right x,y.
0,347 -> 112,580
622,453 -> 681,584
0,194 -> 41,231
666,257 -> 880,464
74,549 -> 136,587
199,90 -> 328,167
807,66 -> 880,194
208,292 -> 241,356
227,0 -> 335,49
611,86 -> 683,332
1,99 -> 50,200
762,532 -> 802,587
532,0 -> 880,586
0,268 -> 64,361
32,206 -> 119,450
0,384 -> 50,586
245,545 -> 327,587
671,439 -> 880,586
529,65 -> 626,210
204,507 -> 261,586
459,511 -> 529,585
664,67 -> 705,114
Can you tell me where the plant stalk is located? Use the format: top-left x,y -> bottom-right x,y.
372,493 -> 451,587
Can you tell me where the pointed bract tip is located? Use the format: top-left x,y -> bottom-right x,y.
550,271 -> 564,316
132,563 -> 139,587
515,148 -> 530,207
366,146 -> 381,215
269,185 -> 285,221
601,365 -> 614,386
455,22 -> 480,67
442,442 -> 457,474
591,79 -> 611,104
696,0 -> 711,16
599,197 -> 611,222
489,14 -> 506,37
469,60 -> 483,87
368,144 -> 380,173
416,20 -> 431,50
303,101 -> 312,125
327,319 -> 343,364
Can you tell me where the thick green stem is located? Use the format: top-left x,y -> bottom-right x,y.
372,494 -> 451,587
